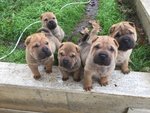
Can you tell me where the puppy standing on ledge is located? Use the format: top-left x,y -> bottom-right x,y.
40,12 -> 65,42
25,33 -> 58,79
58,42 -> 82,82
79,20 -> 119,91
109,21 -> 137,74
81,36 -> 119,91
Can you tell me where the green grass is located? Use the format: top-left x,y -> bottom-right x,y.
131,45 -> 150,72
96,0 -> 125,35
0,0 -> 86,41
0,45 -> 25,63
0,0 -> 86,63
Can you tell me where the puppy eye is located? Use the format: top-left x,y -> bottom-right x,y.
44,18 -> 48,21
45,42 -> 49,45
70,54 -> 75,58
60,52 -> 64,56
94,45 -> 100,49
52,17 -> 55,19
115,32 -> 121,38
33,44 -> 39,48
109,46 -> 114,52
128,31 -> 134,35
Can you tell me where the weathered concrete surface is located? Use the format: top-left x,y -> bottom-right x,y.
0,62 -> 150,113
128,108 -> 150,113
0,108 -> 42,113
135,0 -> 150,43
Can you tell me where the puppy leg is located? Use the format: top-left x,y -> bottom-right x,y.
73,68 -> 82,82
89,20 -> 100,37
28,64 -> 41,79
84,70 -> 93,91
88,20 -> 100,43
99,76 -> 108,86
44,60 -> 53,74
121,59 -> 130,74
52,36 -> 61,49
54,27 -> 64,42
80,27 -> 89,35
59,68 -> 69,81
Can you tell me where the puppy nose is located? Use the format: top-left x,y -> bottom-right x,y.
42,47 -> 48,52
124,39 -> 129,43
63,59 -> 69,65
47,20 -> 56,30
99,53 -> 108,60
42,47 -> 51,56
49,20 -> 55,24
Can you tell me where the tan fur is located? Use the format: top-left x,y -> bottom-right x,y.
79,20 -> 100,44
40,12 -> 65,42
58,42 -> 82,82
25,33 -> 57,79
109,21 -> 137,74
79,20 -> 101,66
89,20 -> 101,38
80,36 -> 119,91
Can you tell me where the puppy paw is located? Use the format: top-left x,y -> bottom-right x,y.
73,78 -> 81,82
33,75 -> 41,80
45,69 -> 52,74
89,20 -> 100,29
121,63 -> 130,74
100,82 -> 108,86
121,68 -> 130,74
62,77 -> 69,81
84,85 -> 93,91
99,77 -> 108,86
44,67 -> 52,74
80,27 -> 89,35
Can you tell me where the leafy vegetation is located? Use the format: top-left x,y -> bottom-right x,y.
0,0 -> 86,63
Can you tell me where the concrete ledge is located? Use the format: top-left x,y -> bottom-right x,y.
0,108 -> 42,113
128,108 -> 150,113
0,62 -> 150,113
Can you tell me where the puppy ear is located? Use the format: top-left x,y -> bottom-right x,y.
75,45 -> 80,53
113,39 -> 119,48
44,32 -> 53,37
92,36 -> 99,43
128,22 -> 135,28
109,25 -> 116,34
59,43 -> 64,49
25,36 -> 32,46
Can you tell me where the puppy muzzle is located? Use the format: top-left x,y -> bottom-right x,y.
38,47 -> 52,60
118,35 -> 135,51
47,20 -> 57,30
93,52 -> 111,66
60,58 -> 72,69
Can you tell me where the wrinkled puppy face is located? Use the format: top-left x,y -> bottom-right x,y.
25,33 -> 52,60
110,21 -> 137,51
91,36 -> 118,66
41,12 -> 57,30
58,42 -> 80,70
